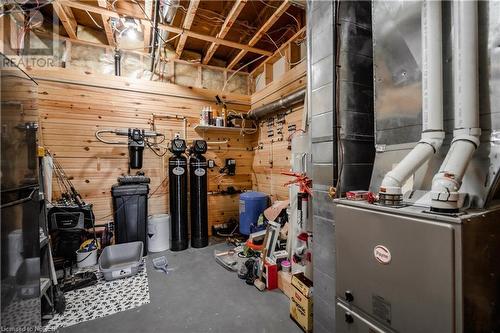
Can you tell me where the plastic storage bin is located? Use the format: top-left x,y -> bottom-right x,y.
99,241 -> 143,281
239,191 -> 269,235
112,183 -> 149,254
147,214 -> 170,253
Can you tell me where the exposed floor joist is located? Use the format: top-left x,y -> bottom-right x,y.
52,0 -> 78,40
62,0 -> 272,57
175,0 -> 200,58
97,0 -> 115,47
227,0 -> 291,70
202,0 -> 247,65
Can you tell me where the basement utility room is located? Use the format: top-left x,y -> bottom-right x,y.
1,1 -> 499,333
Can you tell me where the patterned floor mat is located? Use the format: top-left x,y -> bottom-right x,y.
44,261 -> 150,331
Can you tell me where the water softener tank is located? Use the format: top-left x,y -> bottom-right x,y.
168,137 -> 188,251
189,140 -> 208,248
239,191 -> 269,235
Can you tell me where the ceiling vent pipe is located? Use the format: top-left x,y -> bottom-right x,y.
378,0 -> 445,205
430,0 -> 481,213
248,89 -> 306,120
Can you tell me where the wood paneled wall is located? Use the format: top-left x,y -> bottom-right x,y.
26,68 -> 253,233
251,61 -> 307,201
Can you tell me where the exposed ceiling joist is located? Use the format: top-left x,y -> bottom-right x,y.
62,0 -> 272,57
202,0 -> 247,65
227,0 -> 291,70
97,0 -> 115,47
143,22 -> 151,52
143,0 -> 153,52
52,0 -> 78,40
175,0 -> 200,58
250,26 -> 306,76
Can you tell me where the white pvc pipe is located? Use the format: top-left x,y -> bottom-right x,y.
381,143 -> 435,193
422,0 -> 444,132
453,1 -> 480,129
380,0 -> 444,196
431,0 -> 481,211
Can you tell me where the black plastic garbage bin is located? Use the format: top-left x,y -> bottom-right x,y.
111,183 -> 149,254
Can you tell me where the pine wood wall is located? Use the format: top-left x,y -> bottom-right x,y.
251,61 -> 307,201
26,68 -> 253,233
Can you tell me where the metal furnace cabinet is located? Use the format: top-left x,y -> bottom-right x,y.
333,200 -> 500,333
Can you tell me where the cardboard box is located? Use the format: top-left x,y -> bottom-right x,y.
278,271 -> 293,299
290,273 -> 313,332
291,273 -> 313,297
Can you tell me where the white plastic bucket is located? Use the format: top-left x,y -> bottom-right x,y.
148,214 -> 170,252
76,249 -> 98,268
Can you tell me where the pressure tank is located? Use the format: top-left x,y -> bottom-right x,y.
168,137 -> 188,251
239,191 -> 269,235
189,140 -> 208,248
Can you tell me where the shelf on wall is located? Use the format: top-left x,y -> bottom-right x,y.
194,125 -> 244,133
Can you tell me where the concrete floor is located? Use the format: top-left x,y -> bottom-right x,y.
62,243 -> 301,333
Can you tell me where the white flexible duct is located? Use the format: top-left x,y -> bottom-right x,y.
379,0 -> 445,199
430,0 -> 481,212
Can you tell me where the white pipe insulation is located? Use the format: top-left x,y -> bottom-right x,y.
379,0 -> 445,197
430,0 -> 481,212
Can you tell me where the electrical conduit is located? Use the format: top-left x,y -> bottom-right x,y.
430,0 -> 481,212
379,0 -> 445,204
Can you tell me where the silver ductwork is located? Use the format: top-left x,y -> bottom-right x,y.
248,89 -> 306,120
160,0 -> 178,24
378,0 -> 445,204
371,0 -> 500,209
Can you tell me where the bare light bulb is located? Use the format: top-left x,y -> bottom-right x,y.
126,28 -> 137,40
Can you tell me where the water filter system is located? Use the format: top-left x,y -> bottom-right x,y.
97,129 -> 211,252
189,140 -> 208,248
95,128 -> 164,170
167,138 -> 210,251
168,137 -> 188,251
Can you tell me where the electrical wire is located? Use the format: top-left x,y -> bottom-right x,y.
132,0 -> 184,79
85,9 -> 103,29
264,31 -> 306,67
222,54 -> 266,93
131,0 -> 299,56
95,130 -> 128,145
146,141 -> 168,157
1,0 -> 55,16
257,0 -> 301,31
334,0 -> 344,198
96,129 -> 169,156
132,0 -> 170,45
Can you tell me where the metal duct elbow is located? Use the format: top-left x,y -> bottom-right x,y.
248,89 -> 306,120
160,0 -> 178,24
379,0 -> 445,205
430,0 -> 481,213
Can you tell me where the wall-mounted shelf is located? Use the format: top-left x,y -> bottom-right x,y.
194,125 -> 243,133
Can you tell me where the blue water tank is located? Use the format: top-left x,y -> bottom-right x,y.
239,191 -> 268,235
